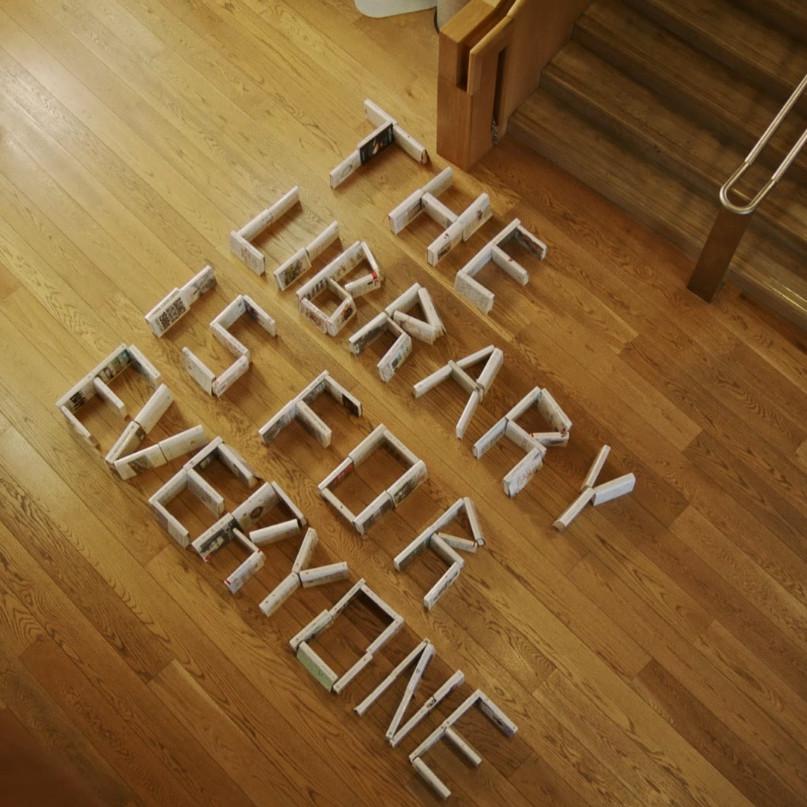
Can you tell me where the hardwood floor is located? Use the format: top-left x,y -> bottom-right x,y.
0,1 -> 805,805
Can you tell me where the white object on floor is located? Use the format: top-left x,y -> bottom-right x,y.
148,437 -> 258,548
394,498 -> 483,610
454,219 -> 547,315
291,578 -> 404,694
409,689 -> 518,799
230,187 -> 300,275
223,529 -> 264,595
318,424 -> 427,535
354,0 -> 435,18
348,282 -> 445,382
249,519 -> 347,615
233,480 -> 307,539
473,387 -> 572,497
57,343 -> 163,454
354,640 -> 465,747
296,241 -> 383,336
330,99 -> 428,189
388,167 -> 491,265
553,444 -> 636,531
255,523 -> 351,617
413,345 -> 503,438
144,265 -> 217,337
182,295 -> 277,398
273,221 -> 340,291
258,371 -> 362,448
592,472 -> 636,505
110,410 -> 207,481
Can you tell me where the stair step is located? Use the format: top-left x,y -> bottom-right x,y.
732,0 -> 807,44
512,91 -> 714,254
621,0 -> 807,103
509,90 -> 807,328
542,41 -> 807,256
732,254 -> 807,329
576,0 -> 807,181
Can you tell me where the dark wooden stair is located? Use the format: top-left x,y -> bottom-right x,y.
732,0 -> 807,45
508,0 -> 807,328
623,0 -> 807,100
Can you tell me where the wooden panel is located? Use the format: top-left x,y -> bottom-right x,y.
437,0 -> 509,166
497,0 -> 590,127
437,0 -> 589,167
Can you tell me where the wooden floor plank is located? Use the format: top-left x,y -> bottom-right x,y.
0,707 -> 118,807
148,660 -> 300,806
671,506 -> 807,648
692,620 -> 807,752
0,506 -> 263,807
0,641 -> 139,805
0,424 -> 388,805
0,429 -> 176,681
19,638 -> 200,807
569,553 -> 807,798
635,659 -> 803,806
0,579 -> 45,658
534,671 -> 694,806
0,242 -> 660,705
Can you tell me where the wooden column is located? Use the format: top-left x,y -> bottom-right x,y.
437,1 -> 509,168
437,0 -> 591,169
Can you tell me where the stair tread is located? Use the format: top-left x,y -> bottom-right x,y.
513,90 -> 716,251
577,0 -> 807,175
732,0 -> 807,43
510,90 -> 807,327
544,41 -> 807,253
623,0 -> 807,100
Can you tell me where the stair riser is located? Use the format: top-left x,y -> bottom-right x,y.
510,90 -> 807,328
541,69 -> 721,194
508,120 -> 706,258
730,268 -> 807,330
515,0 -> 807,330
517,110 -> 807,328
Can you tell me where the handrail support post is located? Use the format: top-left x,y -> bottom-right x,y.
689,207 -> 751,302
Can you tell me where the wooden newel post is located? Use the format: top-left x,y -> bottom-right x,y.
436,3 -> 511,169
688,206 -> 751,301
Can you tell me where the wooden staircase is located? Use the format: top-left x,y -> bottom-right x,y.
508,0 -> 807,327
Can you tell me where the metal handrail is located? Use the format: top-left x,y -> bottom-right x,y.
720,73 -> 807,215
